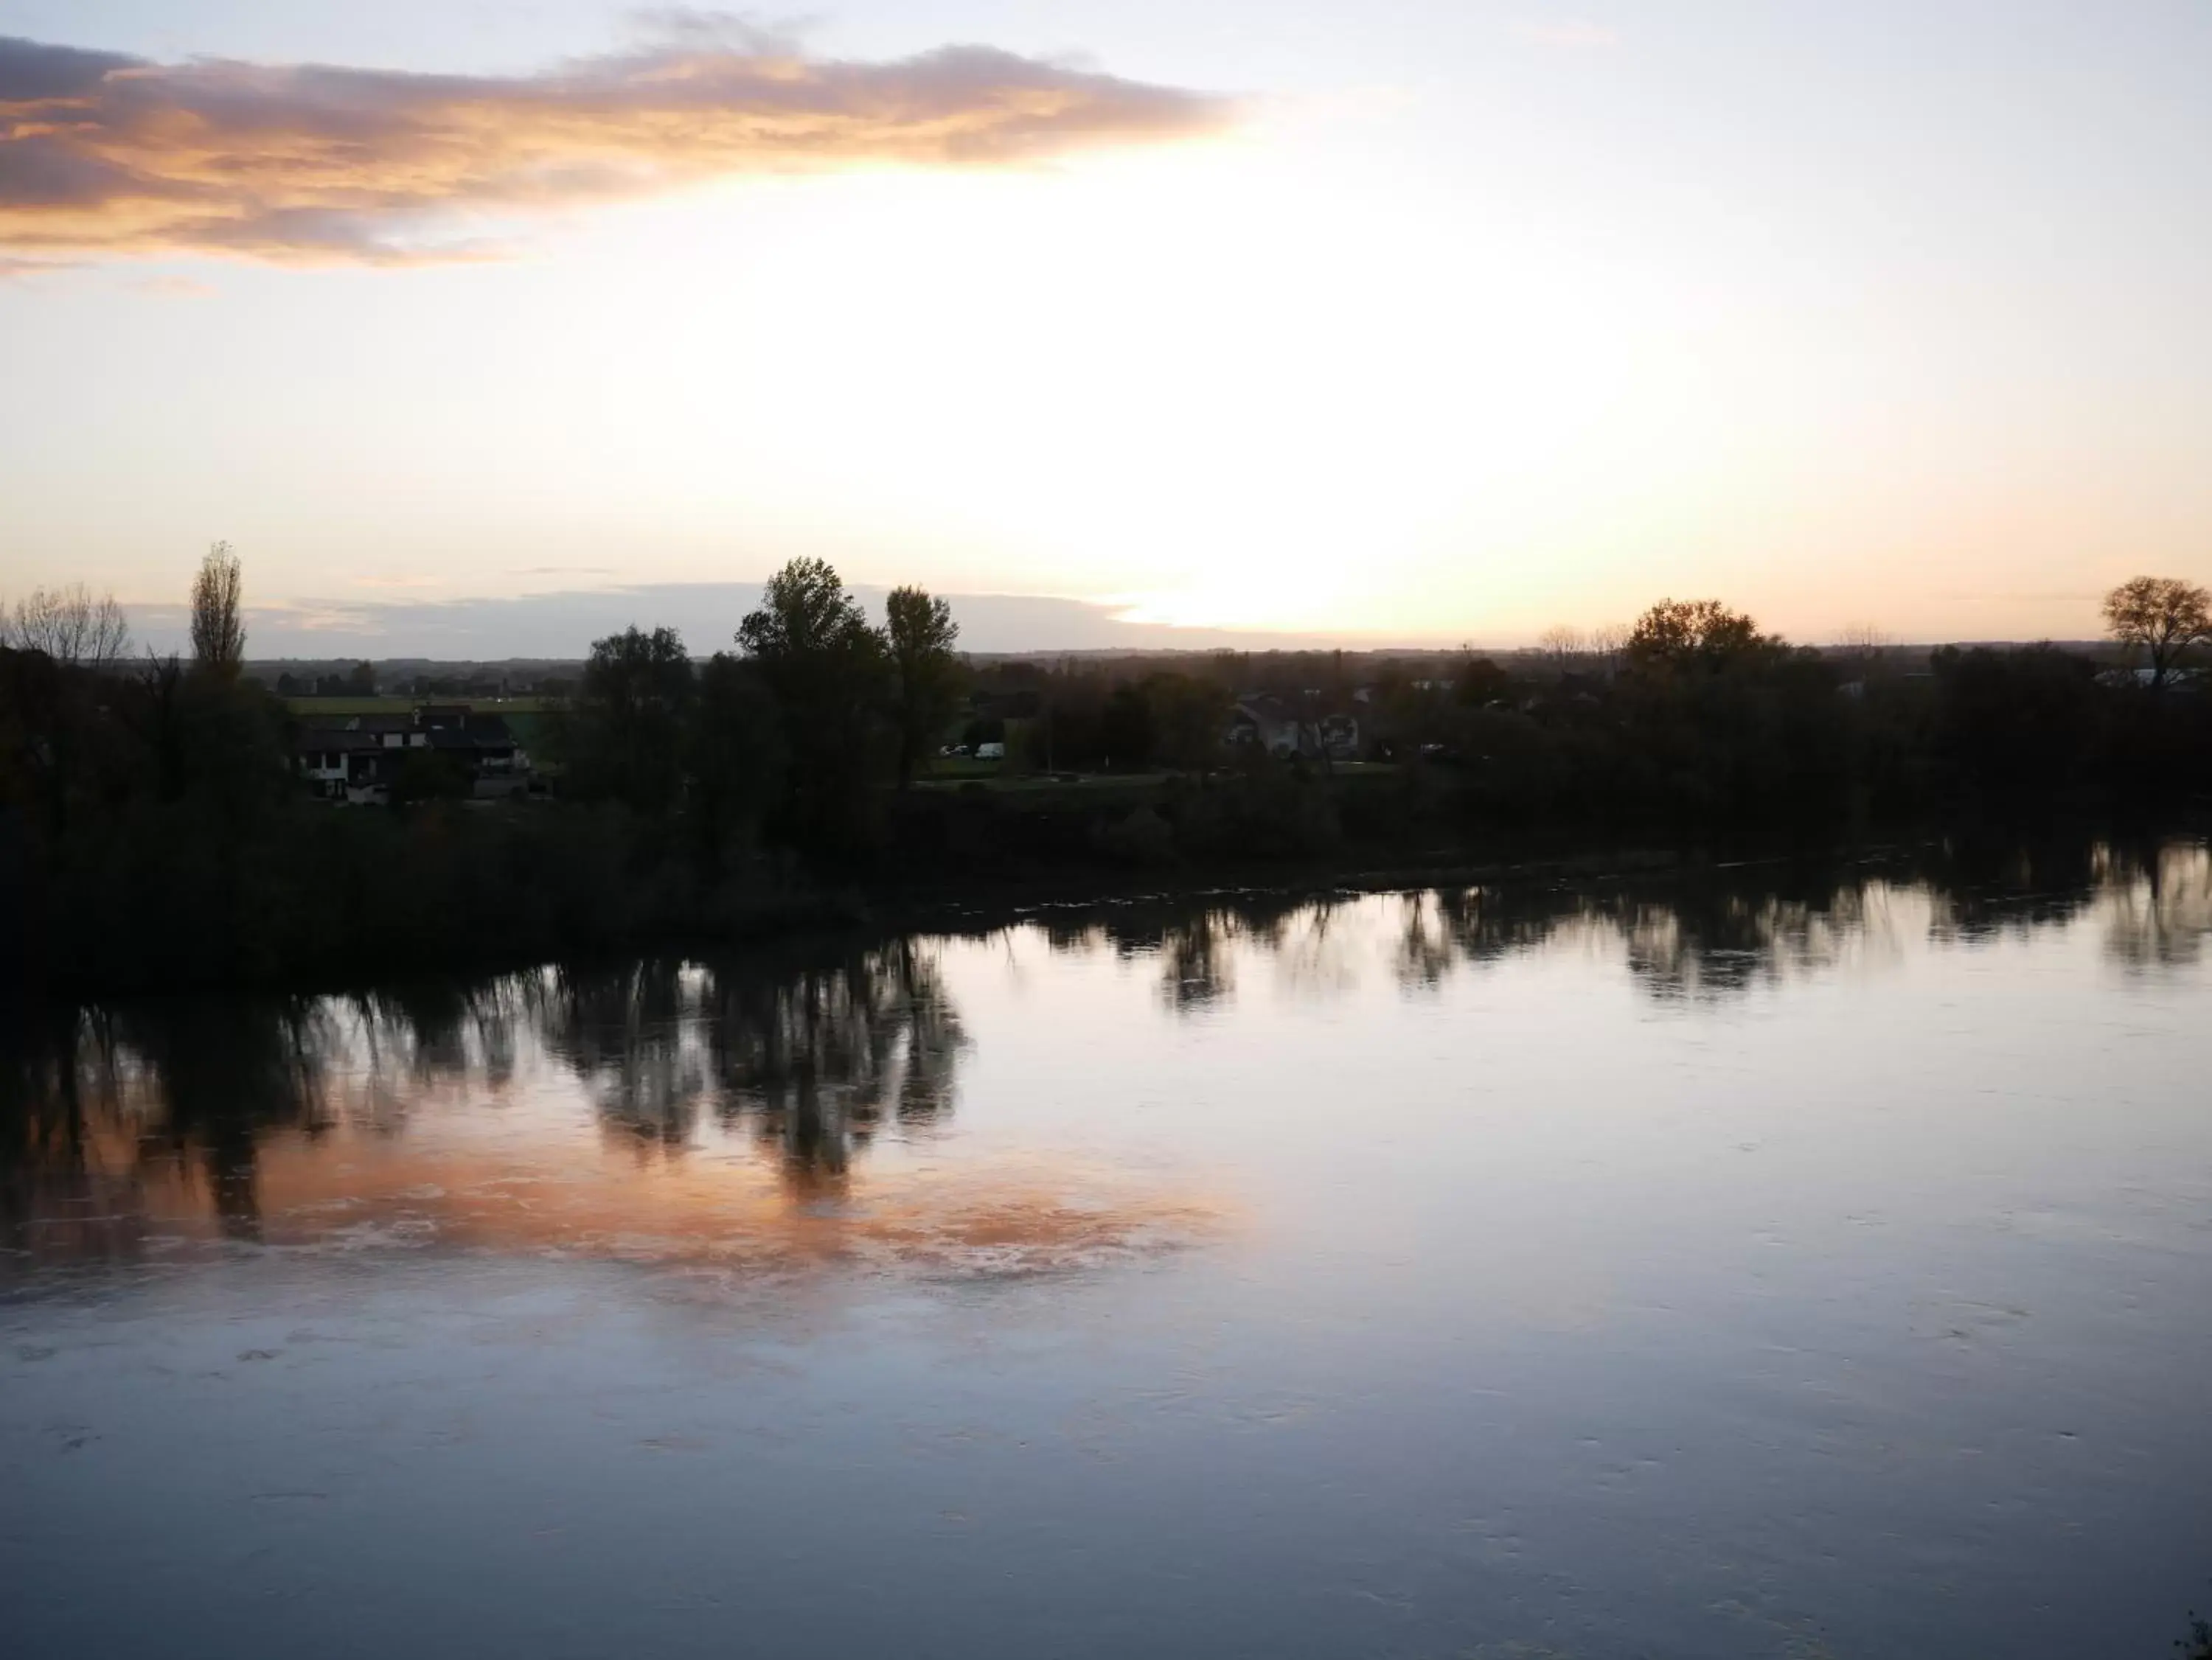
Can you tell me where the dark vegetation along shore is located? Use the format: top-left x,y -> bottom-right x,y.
5,548 -> 2211,994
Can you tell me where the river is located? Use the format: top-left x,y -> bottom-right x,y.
4,838 -> 2209,1658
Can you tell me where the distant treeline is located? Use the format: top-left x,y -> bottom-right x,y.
4,551 -> 2210,992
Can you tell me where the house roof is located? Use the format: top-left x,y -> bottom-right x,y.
1233,694 -> 1298,724
425,714 -> 517,751
291,728 -> 386,754
294,711 -> 414,735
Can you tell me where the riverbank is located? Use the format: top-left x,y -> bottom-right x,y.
16,784 -> 2189,999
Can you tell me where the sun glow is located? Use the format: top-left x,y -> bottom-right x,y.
510,116 -> 1738,638
10,5 -> 2208,646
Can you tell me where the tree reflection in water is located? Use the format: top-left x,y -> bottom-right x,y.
0,941 -> 973,1269
542,959 -> 705,1150
1,836 -> 2205,1270
708,940 -> 966,1193
538,944 -> 967,1194
108,997 -> 341,1242
1080,892 -> 1317,1011
2098,841 -> 2212,971
1027,837 -> 2211,1008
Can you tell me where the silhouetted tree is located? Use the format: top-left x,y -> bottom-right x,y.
884,585 -> 961,788
189,542 -> 246,679
689,652 -> 783,868
2102,575 -> 2210,690
1626,598 -> 1773,672
1930,644 -> 2101,801
1101,680 -> 1157,769
568,626 -> 695,815
4,584 -> 130,669
133,651 -> 189,802
738,559 -> 891,851
1147,672 -> 1231,773
1452,656 -> 1515,707
738,558 -> 870,663
1537,624 -> 1587,674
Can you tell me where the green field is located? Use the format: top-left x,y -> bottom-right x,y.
285,695 -> 561,716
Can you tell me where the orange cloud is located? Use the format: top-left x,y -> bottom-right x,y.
0,31 -> 1233,265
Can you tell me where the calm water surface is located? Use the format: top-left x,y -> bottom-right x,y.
4,842 -> 2210,1658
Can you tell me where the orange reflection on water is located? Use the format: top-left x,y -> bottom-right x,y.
248,1134 -> 1229,1280
13,1100 -> 1230,1284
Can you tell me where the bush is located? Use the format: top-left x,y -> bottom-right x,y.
1093,804 -> 1177,865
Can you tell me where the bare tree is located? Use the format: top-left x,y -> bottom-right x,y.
2102,576 -> 2211,690
1834,621 -> 1893,653
1834,621 -> 1893,680
5,583 -> 131,668
1535,624 -> 1587,674
189,541 -> 246,678
1589,622 -> 1631,674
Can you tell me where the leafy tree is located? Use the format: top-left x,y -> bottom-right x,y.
568,627 -> 695,815
189,542 -> 246,680
1101,680 -> 1158,769
689,652 -> 784,868
1147,673 -> 1231,773
2102,575 -> 2211,690
738,559 -> 891,850
1453,657 -> 1516,707
738,557 -> 872,661
1929,644 -> 2101,801
884,585 -> 962,787
1625,599 -> 1772,673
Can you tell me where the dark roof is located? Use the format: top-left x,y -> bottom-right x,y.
292,729 -> 386,754
425,714 -> 517,752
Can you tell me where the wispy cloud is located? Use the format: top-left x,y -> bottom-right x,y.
0,28 -> 1232,266
1511,19 -> 1621,50
0,253 -> 76,278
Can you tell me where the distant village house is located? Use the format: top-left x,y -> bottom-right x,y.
294,705 -> 532,804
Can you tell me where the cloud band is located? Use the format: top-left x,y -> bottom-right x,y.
0,31 -> 1231,264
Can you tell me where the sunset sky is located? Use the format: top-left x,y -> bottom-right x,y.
2,1 -> 2208,653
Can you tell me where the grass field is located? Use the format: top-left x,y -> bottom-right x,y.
285,695 -> 562,716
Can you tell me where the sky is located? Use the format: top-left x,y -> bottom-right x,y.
2,1 -> 2208,655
